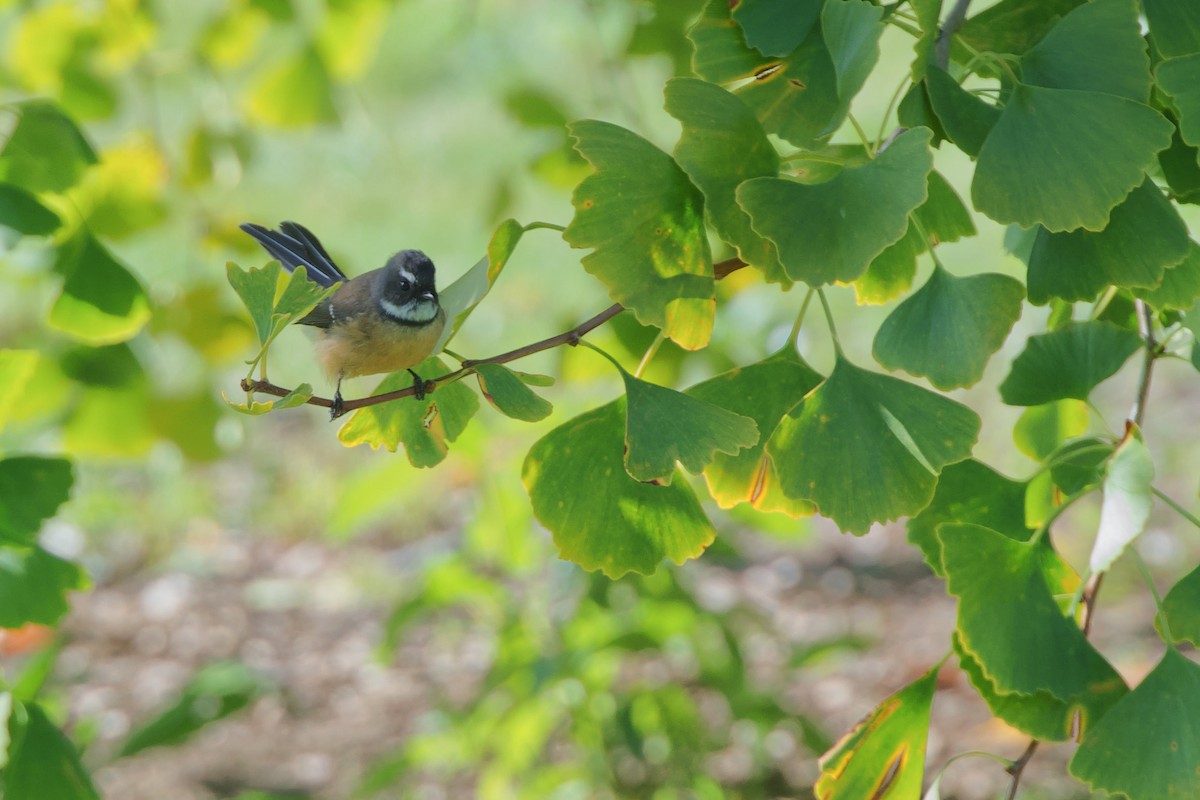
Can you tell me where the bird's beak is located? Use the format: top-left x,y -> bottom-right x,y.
419,290 -> 436,302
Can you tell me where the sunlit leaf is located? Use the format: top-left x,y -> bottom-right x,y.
437,219 -> 523,351
565,120 -> 713,349
119,661 -> 273,757
1134,241 -> 1200,311
474,363 -> 552,422
64,385 -> 155,457
4,702 -> 100,800
999,321 -> 1142,405
49,231 -> 151,345
971,83 -> 1172,232
0,350 -> 39,433
244,45 -> 338,127
522,399 -> 715,578
941,524 -> 1127,739
1162,563 -> 1200,645
66,135 -> 167,239
663,77 -> 786,284
0,546 -> 89,628
873,267 -> 1024,390
739,128 -> 933,285
0,457 -> 73,547
1025,179 -> 1190,304
0,183 -> 59,236
0,100 -> 97,193
1089,426 -> 1154,574
1012,399 -> 1090,460
224,383 -> 314,416
730,0 -> 822,57
686,345 -> 822,516
906,460 -> 1030,575
316,0 -> 390,80
337,358 -> 479,467
768,356 -> 980,534
1070,649 -> 1200,798
815,666 -> 938,800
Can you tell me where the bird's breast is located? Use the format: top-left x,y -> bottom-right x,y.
314,309 -> 446,379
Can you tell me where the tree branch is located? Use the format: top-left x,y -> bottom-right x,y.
935,0 -> 973,71
240,257 -> 748,418
1004,739 -> 1039,800
1129,298 -> 1157,428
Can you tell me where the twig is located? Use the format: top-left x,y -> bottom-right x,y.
935,0 -> 973,71
1129,299 -> 1157,428
1004,739 -> 1039,800
241,257 -> 748,418
1081,572 -> 1105,637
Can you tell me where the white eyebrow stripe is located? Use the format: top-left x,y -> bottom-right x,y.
398,270 -> 416,284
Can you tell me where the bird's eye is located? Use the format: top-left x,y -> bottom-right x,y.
398,279 -> 411,291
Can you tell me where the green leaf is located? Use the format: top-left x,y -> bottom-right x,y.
915,170 -> 976,245
873,267 -> 1024,390
522,399 -> 715,578
909,0 -> 942,80
1048,437 -> 1114,495
972,83 -> 1172,232
1157,54 -> 1200,149
223,383 -> 314,416
815,666 -> 938,799
473,363 -> 552,422
689,0 -> 841,146
1162,563 -> 1200,645
1089,427 -> 1155,574
0,183 -> 59,236
337,358 -> 479,467
686,346 -> 821,516
118,661 -> 272,757
1144,0 -> 1200,58
564,120 -> 713,349
852,226 -> 921,305
244,45 -> 338,127
1134,241 -> 1200,311
738,128 -> 933,285
437,219 -> 523,351
315,0 -> 390,80
821,0 -> 885,110
0,546 -> 89,628
0,100 -> 97,193
1012,399 -> 1090,460
1025,178 -> 1190,304
0,350 -> 39,433
999,320 -> 1143,405
1070,649 -> 1200,798
0,457 -> 73,546
4,702 -> 100,800
226,261 -> 281,345
48,232 -> 151,345
925,66 -> 1001,158
730,0 -> 822,57
906,460 -> 1031,575
615,361 -> 758,485
941,525 -> 1127,740
768,356 -> 980,534
1158,119 -> 1200,204
955,0 -> 1085,59
1019,0 -> 1152,103
663,77 -> 786,285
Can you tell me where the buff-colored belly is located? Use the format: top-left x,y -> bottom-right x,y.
313,309 -> 446,379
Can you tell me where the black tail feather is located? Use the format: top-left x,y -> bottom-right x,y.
239,222 -> 349,288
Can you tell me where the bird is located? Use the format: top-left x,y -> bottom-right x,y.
239,221 -> 446,418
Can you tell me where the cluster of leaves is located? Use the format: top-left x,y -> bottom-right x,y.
229,0 -> 1200,796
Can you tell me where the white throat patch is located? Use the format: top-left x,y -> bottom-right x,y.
380,298 -> 438,323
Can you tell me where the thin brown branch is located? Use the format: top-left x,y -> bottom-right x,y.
1081,572 -> 1106,638
935,0 -> 973,71
1004,739 -> 1039,800
241,257 -> 748,418
1129,299 -> 1157,428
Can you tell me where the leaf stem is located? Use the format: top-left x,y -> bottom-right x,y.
788,287 -> 817,347
1153,486 -> 1200,530
1004,739 -> 1039,800
1132,548 -> 1173,643
523,220 -> 567,233
876,76 -> 912,147
1129,299 -> 1157,427
816,288 -> 844,358
634,331 -> 666,378
846,113 -> 876,156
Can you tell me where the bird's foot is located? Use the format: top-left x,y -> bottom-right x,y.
407,369 -> 433,401
330,387 -> 345,420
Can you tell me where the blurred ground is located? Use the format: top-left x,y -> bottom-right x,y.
48,513 -> 1165,800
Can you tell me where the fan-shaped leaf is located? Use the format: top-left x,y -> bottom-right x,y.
730,0 -> 821,57
1000,320 -> 1142,405
0,457 -> 73,547
1162,563 -> 1200,645
1157,54 -> 1200,149
4,702 -> 100,800
0,100 -> 97,193
0,350 -> 38,434
437,218 -> 523,351
0,545 -> 89,628
1134,241 -> 1200,311
474,363 -> 552,422
245,45 -> 338,127
1143,0 -> 1200,58
1012,399 -> 1090,460
925,66 -> 1000,158
49,232 -> 151,345
1089,427 -> 1154,574
0,183 -> 60,236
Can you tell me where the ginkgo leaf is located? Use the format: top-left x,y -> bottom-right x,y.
1157,55 -> 1200,149
0,457 -> 74,547
1011,400 -> 1089,462
1048,437 -> 1114,495
873,267 -> 1024,390
822,0 -> 885,109
815,666 -> 938,800
730,0 -> 822,57
1025,178 -> 1190,304
971,83 -> 1173,232
941,524 -> 1127,740
474,363 -> 552,422
925,66 -> 1000,158
223,383 -> 314,416
1089,426 -> 1155,574
1134,240 -> 1200,311
689,0 -> 841,146
0,100 -> 97,193
663,77 -> 786,284
739,128 -> 933,285
686,346 -> 822,516
1162,563 -> 1200,645
0,350 -> 39,434
906,460 -> 1031,575
337,358 -> 479,467
564,120 -> 714,350
4,703 -> 100,800
1143,0 -> 1200,58
955,0 -> 1086,59
245,45 -> 338,127
999,320 -> 1142,405
767,356 -> 980,534
1070,649 -> 1200,799
0,545 -> 90,628
437,218 -> 523,351
1159,122 -> 1200,205
49,231 -> 151,346
614,359 -> 759,485
0,183 -> 60,236
522,399 -> 715,578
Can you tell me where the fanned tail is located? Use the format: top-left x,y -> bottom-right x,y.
239,221 -> 349,288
